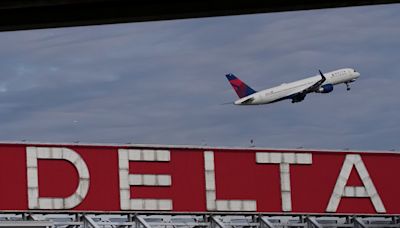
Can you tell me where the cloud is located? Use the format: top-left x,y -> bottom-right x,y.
0,83 -> 7,93
0,4 -> 399,150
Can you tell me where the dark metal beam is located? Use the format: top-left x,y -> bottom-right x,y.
0,0 -> 399,31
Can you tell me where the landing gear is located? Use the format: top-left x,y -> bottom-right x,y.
345,82 -> 351,91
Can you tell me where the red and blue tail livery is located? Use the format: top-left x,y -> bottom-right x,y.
225,73 -> 257,98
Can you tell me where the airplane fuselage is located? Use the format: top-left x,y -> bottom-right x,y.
233,68 -> 360,105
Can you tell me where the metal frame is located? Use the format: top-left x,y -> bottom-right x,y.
1,0 -> 399,32
0,212 -> 399,227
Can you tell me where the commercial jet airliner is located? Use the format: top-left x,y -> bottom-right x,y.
226,68 -> 360,105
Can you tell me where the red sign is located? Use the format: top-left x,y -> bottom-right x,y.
0,142 -> 399,214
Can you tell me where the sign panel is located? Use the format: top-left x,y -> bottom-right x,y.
0,143 -> 399,213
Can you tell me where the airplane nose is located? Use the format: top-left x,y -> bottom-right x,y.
355,72 -> 360,78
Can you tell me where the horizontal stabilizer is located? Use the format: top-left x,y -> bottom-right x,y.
240,97 -> 254,104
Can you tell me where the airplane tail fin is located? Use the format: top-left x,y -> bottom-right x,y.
225,73 -> 257,98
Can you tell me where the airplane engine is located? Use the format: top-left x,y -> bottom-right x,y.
317,84 -> 334,93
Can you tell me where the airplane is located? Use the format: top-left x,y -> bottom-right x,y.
225,68 -> 360,105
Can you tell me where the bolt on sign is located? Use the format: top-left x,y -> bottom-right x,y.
0,143 -> 399,213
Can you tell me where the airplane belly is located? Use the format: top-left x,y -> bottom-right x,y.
260,91 -> 291,104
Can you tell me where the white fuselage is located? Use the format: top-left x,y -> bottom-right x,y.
234,68 -> 360,105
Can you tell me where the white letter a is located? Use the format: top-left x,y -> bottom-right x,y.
326,154 -> 385,213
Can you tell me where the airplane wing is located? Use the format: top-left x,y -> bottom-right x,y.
300,70 -> 326,94
289,70 -> 326,103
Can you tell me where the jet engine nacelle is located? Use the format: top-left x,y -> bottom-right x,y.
317,84 -> 334,93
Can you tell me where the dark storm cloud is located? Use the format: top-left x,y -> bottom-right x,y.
0,4 -> 399,150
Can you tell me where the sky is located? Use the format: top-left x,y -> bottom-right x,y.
0,4 -> 399,150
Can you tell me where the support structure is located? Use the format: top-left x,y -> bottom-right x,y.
0,212 -> 397,227
135,215 -> 152,228
210,216 -> 225,228
0,0 -> 399,31
306,217 -> 323,228
259,216 -> 275,228
82,215 -> 100,228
